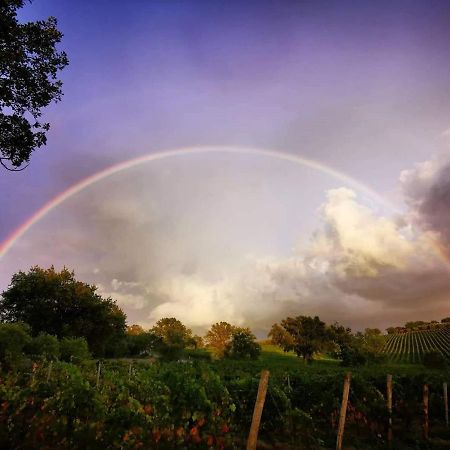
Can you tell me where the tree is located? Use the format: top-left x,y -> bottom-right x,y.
150,317 -> 194,360
1,0 -> 68,170
192,335 -> 204,349
337,328 -> 385,366
125,328 -> 160,357
224,329 -> 261,359
0,266 -> 127,356
268,323 -> 295,351
360,328 -> 385,357
405,321 -> 426,329
269,316 -> 329,363
328,322 -> 353,356
127,324 -> 145,336
204,322 -> 239,358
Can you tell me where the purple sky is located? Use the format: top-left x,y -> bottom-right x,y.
1,0 -> 450,332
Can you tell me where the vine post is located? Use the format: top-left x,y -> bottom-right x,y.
387,374 -> 393,447
31,362 -> 37,384
246,370 -> 270,450
444,382 -> 448,427
46,360 -> 53,382
423,384 -> 429,440
96,361 -> 102,389
336,372 -> 351,450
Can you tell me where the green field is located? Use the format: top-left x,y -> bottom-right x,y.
382,327 -> 450,363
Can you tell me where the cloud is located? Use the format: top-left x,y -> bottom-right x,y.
3,152 -> 450,333
108,178 -> 449,332
400,152 -> 450,257
224,178 -> 450,330
147,276 -> 239,329
307,187 -> 414,276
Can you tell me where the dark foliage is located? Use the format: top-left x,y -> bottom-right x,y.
269,315 -> 329,362
0,266 -> 126,356
0,0 -> 68,169
224,329 -> 261,359
423,350 -> 447,370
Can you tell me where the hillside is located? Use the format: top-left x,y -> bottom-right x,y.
382,326 -> 450,363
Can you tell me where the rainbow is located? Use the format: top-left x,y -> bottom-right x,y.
0,145 -> 411,261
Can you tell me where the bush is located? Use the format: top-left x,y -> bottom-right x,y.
0,322 -> 31,369
59,337 -> 91,362
156,341 -> 186,361
423,350 -> 447,369
185,348 -> 212,361
340,345 -> 367,366
103,337 -> 128,358
26,332 -> 59,360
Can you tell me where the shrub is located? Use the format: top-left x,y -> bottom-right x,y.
423,350 -> 447,369
0,322 -> 31,369
26,332 -> 59,360
340,345 -> 367,366
185,348 -> 212,361
60,337 -> 91,362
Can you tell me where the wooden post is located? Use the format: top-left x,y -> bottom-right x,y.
444,382 -> 448,427
46,360 -> 53,382
96,361 -> 101,389
246,370 -> 270,450
128,362 -> 132,379
387,374 -> 393,447
423,384 -> 429,440
31,362 -> 37,384
336,372 -> 351,450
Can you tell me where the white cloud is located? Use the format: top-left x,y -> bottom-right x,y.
309,187 -> 414,276
147,275 -> 240,328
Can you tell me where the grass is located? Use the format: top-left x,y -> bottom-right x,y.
204,343 -> 448,381
258,344 -> 340,370
111,343 -> 444,379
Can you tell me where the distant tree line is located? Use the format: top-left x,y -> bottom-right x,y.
269,316 -> 385,365
0,266 -> 261,367
1,265 -> 410,369
386,318 -> 450,334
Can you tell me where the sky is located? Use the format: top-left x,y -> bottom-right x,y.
1,0 -> 450,334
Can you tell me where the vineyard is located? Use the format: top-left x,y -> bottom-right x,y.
1,355 -> 449,449
382,327 -> 450,363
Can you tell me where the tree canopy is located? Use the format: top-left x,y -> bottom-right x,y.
150,317 -> 194,360
125,324 -> 161,357
204,321 -> 239,358
0,266 -> 126,356
269,315 -> 329,362
0,0 -> 68,170
224,328 -> 261,359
